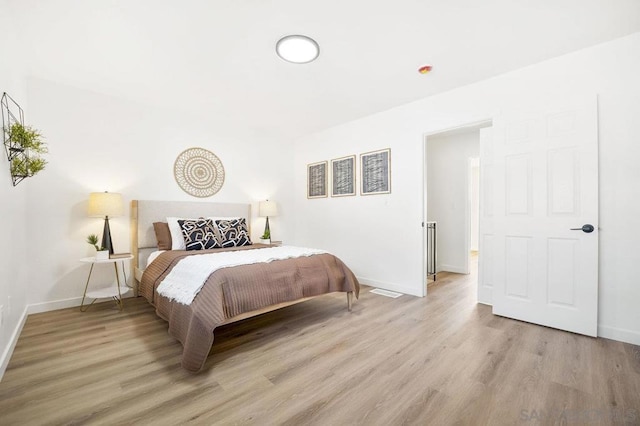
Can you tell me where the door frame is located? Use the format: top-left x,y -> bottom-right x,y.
468,156 -> 480,254
422,119 -> 493,296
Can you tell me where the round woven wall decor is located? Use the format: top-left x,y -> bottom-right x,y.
173,147 -> 225,197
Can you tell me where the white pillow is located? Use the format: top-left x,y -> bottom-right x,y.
167,216 -> 243,250
166,217 -> 195,250
208,216 -> 242,222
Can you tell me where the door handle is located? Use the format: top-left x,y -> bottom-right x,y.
570,224 -> 595,233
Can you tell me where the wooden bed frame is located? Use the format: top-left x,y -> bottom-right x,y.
130,200 -> 353,320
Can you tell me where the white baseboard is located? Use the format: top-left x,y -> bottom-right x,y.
357,276 -> 422,297
598,324 -> 640,346
27,292 -> 135,315
439,264 -> 469,274
0,306 -> 28,381
27,296 -> 83,315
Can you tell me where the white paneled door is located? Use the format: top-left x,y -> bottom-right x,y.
489,95 -> 599,336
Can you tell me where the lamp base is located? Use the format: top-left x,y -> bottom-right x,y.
263,216 -> 271,240
102,216 -> 114,254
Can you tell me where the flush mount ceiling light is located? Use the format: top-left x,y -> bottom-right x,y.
276,35 -> 320,64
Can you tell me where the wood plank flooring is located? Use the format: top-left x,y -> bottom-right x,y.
1,269 -> 639,425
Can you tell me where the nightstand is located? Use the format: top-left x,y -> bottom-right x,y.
270,240 -> 283,247
79,255 -> 133,312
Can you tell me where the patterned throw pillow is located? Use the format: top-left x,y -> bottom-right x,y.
178,219 -> 224,250
215,218 -> 252,247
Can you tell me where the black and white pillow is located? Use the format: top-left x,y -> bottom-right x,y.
178,219 -> 224,251
215,218 -> 252,247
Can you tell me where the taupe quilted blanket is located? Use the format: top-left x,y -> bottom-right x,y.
140,245 -> 360,372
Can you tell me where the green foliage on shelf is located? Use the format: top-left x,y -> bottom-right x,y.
6,122 -> 48,178
261,229 -> 271,239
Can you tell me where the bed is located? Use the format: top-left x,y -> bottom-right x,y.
131,200 -> 360,372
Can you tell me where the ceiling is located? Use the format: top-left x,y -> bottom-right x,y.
7,0 -> 640,141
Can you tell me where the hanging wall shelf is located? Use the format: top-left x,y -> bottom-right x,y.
2,92 -> 24,158
2,92 -> 47,186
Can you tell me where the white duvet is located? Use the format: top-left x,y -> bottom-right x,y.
156,246 -> 327,305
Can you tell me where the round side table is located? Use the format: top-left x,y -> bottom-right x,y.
79,255 -> 133,312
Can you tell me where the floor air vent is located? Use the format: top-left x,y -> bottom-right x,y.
370,288 -> 403,298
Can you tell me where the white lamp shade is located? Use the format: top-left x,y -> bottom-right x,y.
259,200 -> 278,217
88,192 -> 124,218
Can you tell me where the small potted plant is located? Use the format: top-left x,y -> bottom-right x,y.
87,234 -> 109,260
259,229 -> 271,245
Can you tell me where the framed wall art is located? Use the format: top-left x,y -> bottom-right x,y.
360,148 -> 391,195
331,155 -> 356,197
307,161 -> 328,198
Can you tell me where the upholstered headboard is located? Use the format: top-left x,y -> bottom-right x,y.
131,200 -> 252,286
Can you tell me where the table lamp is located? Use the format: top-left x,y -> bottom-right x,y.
88,191 -> 124,254
258,200 -> 278,242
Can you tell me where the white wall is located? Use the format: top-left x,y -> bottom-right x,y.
23,77 -> 294,310
426,129 -> 479,274
292,32 -> 640,345
0,0 -> 30,377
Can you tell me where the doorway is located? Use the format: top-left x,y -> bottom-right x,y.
423,120 -> 491,296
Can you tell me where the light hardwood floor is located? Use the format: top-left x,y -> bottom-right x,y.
1,269 -> 639,425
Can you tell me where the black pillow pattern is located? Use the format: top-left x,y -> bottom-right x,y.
215,218 -> 252,247
178,219 -> 224,250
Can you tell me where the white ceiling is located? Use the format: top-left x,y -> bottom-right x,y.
7,0 -> 640,140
